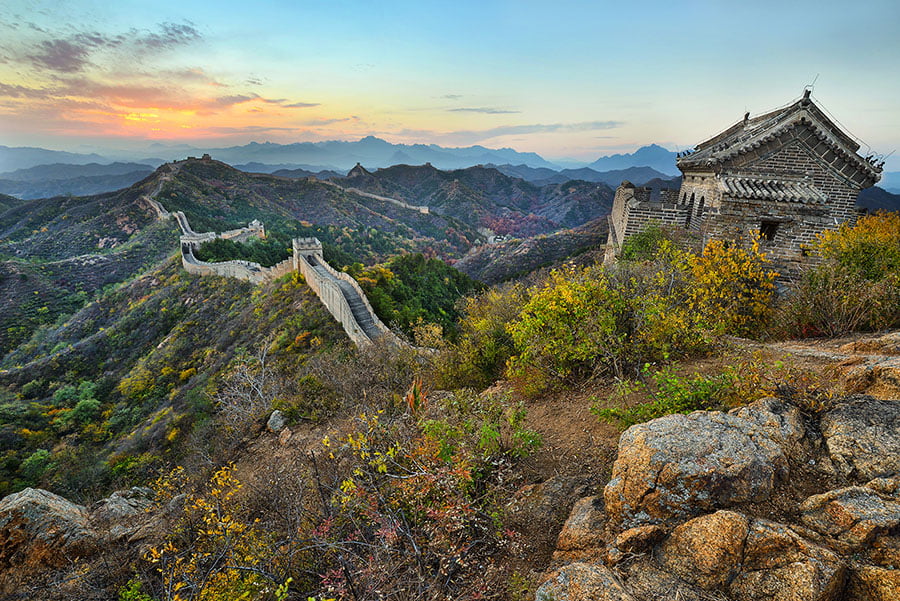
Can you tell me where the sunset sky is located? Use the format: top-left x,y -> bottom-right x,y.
1,0 -> 898,167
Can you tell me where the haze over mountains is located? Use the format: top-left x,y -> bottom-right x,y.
1,139 -> 897,210
0,139 -> 679,199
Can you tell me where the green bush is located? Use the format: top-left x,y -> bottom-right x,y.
505,260 -> 712,392
620,224 -> 669,261
778,212 -> 900,337
592,365 -> 737,428
20,449 -> 52,484
421,390 -> 542,463
352,253 -> 483,339
194,232 -> 293,267
432,282 -> 528,390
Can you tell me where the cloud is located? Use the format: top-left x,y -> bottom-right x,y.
0,81 -> 49,98
300,117 -> 355,126
441,94 -> 463,100
206,125 -> 300,134
214,94 -> 256,107
246,77 -> 263,86
458,120 -> 623,141
138,22 -> 201,51
393,120 -> 625,145
447,107 -> 520,114
18,21 -> 201,73
213,94 -> 318,109
28,38 -> 93,72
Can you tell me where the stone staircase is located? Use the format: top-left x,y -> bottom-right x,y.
307,255 -> 385,341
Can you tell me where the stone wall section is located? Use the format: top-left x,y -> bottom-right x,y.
320,180 -> 430,214
181,247 -> 293,284
292,238 -> 402,346
145,159 -> 401,348
605,183 -> 689,262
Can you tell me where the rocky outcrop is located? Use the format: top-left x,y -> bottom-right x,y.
603,398 -> 802,527
0,486 -> 159,594
539,395 -> 900,601
535,563 -> 635,601
552,496 -> 607,563
730,517 -> 846,601
657,511 -> 846,601
0,488 -> 97,592
821,396 -> 900,481
89,486 -> 155,542
657,510 -> 749,589
801,482 -> 900,550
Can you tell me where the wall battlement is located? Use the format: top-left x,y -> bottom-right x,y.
148,166 -> 408,348
293,238 -> 402,346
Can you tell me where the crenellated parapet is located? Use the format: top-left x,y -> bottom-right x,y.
148,173 -> 406,347
292,238 -> 402,346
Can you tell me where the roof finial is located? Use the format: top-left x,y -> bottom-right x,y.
803,74 -> 818,102
743,111 -> 750,124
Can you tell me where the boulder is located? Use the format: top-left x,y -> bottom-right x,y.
867,535 -> 900,568
653,511 -> 845,601
0,488 -> 98,591
89,487 -> 155,542
729,518 -> 846,601
612,524 -> 666,552
535,562 -> 635,601
552,496 -> 607,563
847,565 -> 900,601
658,510 -> 749,589
821,396 -> 900,481
609,524 -> 666,559
800,486 -> 900,549
604,405 -> 793,526
617,558 -> 714,601
728,397 -> 806,453
506,475 -> 590,533
266,409 -> 286,432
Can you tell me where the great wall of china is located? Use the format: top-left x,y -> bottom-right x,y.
146,160 -> 402,346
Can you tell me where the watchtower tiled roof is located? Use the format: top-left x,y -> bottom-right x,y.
720,176 -> 828,204
676,91 -> 882,183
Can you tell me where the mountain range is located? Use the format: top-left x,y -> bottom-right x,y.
2,141 -> 896,212
1,139 -> 680,175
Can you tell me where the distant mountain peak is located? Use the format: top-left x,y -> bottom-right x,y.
347,162 -> 372,177
588,144 -> 679,176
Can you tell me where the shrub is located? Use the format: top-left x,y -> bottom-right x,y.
592,354 -> 832,428
313,389 -> 536,598
817,211 -> 900,280
593,365 -> 736,428
64,397 -> 102,426
20,449 -> 52,484
420,390 -> 542,463
146,465 -> 291,600
684,238 -> 777,336
620,223 -> 669,261
506,258 -> 711,391
506,266 -> 628,387
778,212 -> 900,337
779,268 -> 900,337
432,282 -> 529,390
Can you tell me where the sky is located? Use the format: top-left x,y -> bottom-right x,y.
1,0 -> 898,167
